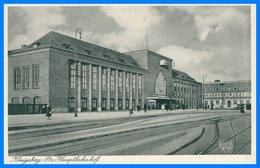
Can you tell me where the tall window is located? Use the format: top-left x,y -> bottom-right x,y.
111,70 -> 115,92
138,75 -> 142,94
118,99 -> 122,109
126,73 -> 129,93
246,100 -> 250,104
32,65 -> 39,88
119,72 -> 122,92
92,98 -> 97,108
110,99 -> 114,108
34,96 -> 41,104
22,97 -> 31,104
92,66 -> 97,91
14,67 -> 21,90
132,74 -> 136,93
11,97 -> 19,104
69,97 -> 75,108
81,98 -> 87,108
126,99 -> 129,109
102,99 -> 106,108
70,63 -> 76,88
102,68 -> 107,91
240,100 -> 244,104
82,64 -> 88,90
23,66 -> 30,89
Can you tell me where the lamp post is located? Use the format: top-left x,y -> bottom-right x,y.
74,28 -> 82,117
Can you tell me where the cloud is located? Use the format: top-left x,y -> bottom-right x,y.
158,45 -> 213,68
9,7 -> 67,50
168,6 -> 249,41
158,45 -> 213,81
85,6 -> 162,52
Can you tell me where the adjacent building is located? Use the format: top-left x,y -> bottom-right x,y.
203,80 -> 251,109
8,31 -> 202,114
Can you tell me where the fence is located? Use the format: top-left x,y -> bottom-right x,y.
8,104 -> 48,115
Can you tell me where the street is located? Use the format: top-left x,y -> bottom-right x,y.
8,110 -> 251,155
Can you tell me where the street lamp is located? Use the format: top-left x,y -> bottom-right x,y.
74,28 -> 82,117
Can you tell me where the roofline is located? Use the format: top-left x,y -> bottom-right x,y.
125,49 -> 173,61
205,80 -> 251,84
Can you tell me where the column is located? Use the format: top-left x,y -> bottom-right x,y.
115,69 -> 119,111
77,61 -> 81,112
88,64 -> 92,111
98,66 -> 102,112
122,71 -> 126,110
129,72 -> 133,108
141,75 -> 145,108
107,68 -> 111,111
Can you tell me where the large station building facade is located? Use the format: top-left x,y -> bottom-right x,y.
8,31 -> 202,113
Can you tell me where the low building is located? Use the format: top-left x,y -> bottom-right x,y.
203,80 -> 251,109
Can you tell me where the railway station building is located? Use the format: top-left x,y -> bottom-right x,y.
8,31 -> 202,114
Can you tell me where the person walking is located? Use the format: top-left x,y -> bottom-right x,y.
129,106 -> 133,117
144,103 -> 147,113
161,104 -> 165,111
46,105 -> 52,120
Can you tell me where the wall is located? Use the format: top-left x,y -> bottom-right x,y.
8,49 -> 50,104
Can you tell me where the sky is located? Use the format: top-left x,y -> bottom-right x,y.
8,5 -> 252,83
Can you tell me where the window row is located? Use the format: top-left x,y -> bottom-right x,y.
173,82 -> 199,94
13,65 -> 39,90
70,63 -> 142,94
204,92 -> 251,98
11,96 -> 42,104
68,97 -> 142,110
205,99 -> 251,105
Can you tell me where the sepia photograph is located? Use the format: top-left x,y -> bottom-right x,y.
4,4 -> 256,164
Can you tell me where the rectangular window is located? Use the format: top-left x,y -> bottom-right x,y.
246,100 -> 250,104
92,98 -> 97,108
240,100 -> 244,104
82,64 -> 88,90
32,65 -> 39,88
138,75 -> 142,94
23,97 -> 31,104
70,63 -> 76,88
110,99 -> 114,108
111,70 -> 115,92
119,72 -> 122,92
102,68 -> 107,91
234,100 -> 237,105
14,67 -> 21,90
216,100 -> 219,105
23,66 -> 30,89
126,99 -> 129,109
126,73 -> 129,93
81,98 -> 87,108
69,97 -> 75,108
118,99 -> 122,109
92,66 -> 97,91
133,74 -> 136,94
102,99 -> 106,108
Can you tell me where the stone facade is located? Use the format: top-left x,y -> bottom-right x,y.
203,80 -> 251,109
8,31 -> 146,113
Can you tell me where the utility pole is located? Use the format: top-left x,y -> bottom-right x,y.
74,28 -> 82,117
